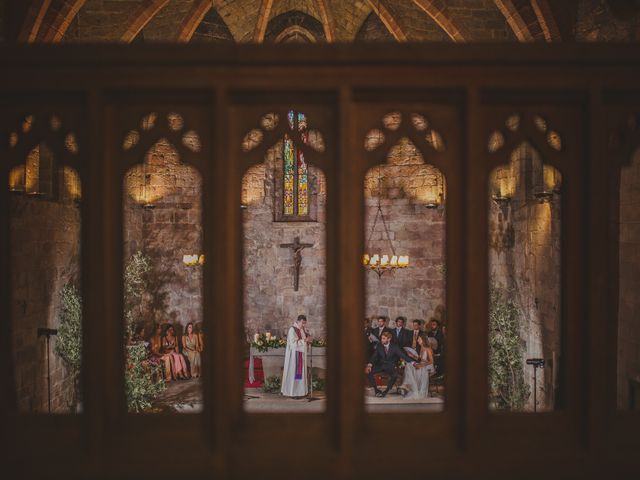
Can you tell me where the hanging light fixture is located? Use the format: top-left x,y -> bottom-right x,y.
362,168 -> 409,277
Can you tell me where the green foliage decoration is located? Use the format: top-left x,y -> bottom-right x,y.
123,250 -> 151,340
123,251 -> 165,412
54,284 -> 82,409
263,375 -> 282,393
311,374 -> 325,392
125,342 -> 166,413
488,285 -> 530,410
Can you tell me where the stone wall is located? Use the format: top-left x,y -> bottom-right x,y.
355,12 -> 396,42
364,139 -> 446,325
11,187 -> 81,413
576,0 -> 640,42
242,143 -> 327,339
242,136 -> 446,341
617,149 -> 640,408
191,8 -> 235,43
489,144 -> 562,411
123,140 -> 203,335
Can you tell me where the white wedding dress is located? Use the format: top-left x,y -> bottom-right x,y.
402,349 -> 435,399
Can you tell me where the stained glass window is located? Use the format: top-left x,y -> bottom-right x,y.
283,110 -> 309,217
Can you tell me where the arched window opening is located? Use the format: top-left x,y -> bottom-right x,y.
8,113 -> 83,414
488,117 -> 563,413
121,112 -> 204,414
240,109 -> 329,412
362,111 -> 447,413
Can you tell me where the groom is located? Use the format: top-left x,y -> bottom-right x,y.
365,331 -> 415,397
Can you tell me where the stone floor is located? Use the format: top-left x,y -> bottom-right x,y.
153,378 -> 444,413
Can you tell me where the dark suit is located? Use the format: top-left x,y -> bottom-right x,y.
428,328 -> 445,373
367,342 -> 414,393
369,326 -> 392,342
391,327 -> 412,348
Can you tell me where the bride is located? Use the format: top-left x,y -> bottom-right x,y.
400,335 -> 435,398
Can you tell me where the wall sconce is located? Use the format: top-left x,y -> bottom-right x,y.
492,193 -> 511,206
533,190 -> 553,203
9,165 -> 26,193
533,165 -> 561,204
423,169 -> 445,209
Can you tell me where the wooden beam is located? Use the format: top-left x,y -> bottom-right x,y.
365,0 -> 407,42
314,0 -> 335,42
18,0 -> 52,42
252,0 -> 274,43
531,0 -> 562,42
120,0 -> 170,43
175,0 -> 213,42
39,0 -> 87,42
494,0 -> 535,42
412,0 -> 470,42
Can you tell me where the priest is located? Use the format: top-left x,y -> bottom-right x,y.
281,314 -> 313,398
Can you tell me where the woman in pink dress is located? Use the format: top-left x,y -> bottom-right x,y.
162,325 -> 189,380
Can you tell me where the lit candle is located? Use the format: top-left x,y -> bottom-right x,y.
380,255 -> 389,266
390,255 -> 398,266
199,254 -> 205,265
362,254 -> 370,266
370,254 -> 379,266
183,255 -> 190,265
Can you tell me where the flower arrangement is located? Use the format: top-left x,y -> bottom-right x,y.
250,332 -> 327,352
251,332 -> 287,352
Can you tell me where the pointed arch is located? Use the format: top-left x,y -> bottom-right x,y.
494,0 -> 548,42
314,0 -> 335,42
175,0 -> 213,42
531,0 -> 562,42
412,0 -> 470,42
18,0 -> 52,42
38,0 -> 87,42
253,0 -> 274,43
365,0 -> 407,42
120,0 -> 170,43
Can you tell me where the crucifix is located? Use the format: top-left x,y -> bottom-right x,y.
279,236 -> 314,291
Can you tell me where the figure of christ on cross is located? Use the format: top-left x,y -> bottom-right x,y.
279,236 -> 314,291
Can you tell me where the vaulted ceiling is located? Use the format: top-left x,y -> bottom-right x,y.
9,0 -> 575,44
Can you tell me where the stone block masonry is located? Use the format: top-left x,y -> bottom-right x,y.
10,193 -> 81,413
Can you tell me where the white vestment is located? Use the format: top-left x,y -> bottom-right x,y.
281,325 -> 308,397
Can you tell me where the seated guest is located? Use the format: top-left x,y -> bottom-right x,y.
129,323 -> 146,344
150,324 -> 172,381
410,319 -> 423,351
427,318 -> 445,374
400,334 -> 435,398
369,316 -> 391,343
195,322 -> 204,353
182,322 -> 201,378
162,324 -> 189,380
391,316 -> 411,348
364,317 -> 376,362
365,331 -> 415,397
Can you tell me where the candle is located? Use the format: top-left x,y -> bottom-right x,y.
362,254 -> 370,266
266,332 -> 271,340
390,255 -> 398,266
254,333 -> 259,342
380,255 -> 389,266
